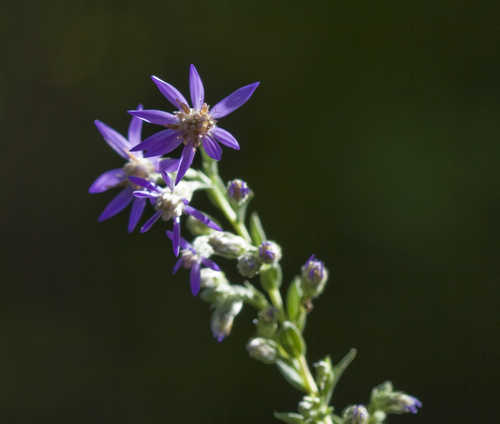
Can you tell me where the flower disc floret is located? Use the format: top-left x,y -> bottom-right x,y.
169,103 -> 216,149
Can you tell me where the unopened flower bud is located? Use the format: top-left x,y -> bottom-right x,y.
209,232 -> 252,259
255,307 -> 279,337
301,254 -> 328,298
200,268 -> 227,289
246,337 -> 278,364
210,300 -> 243,342
237,253 -> 261,278
343,405 -> 369,424
370,382 -> 422,415
258,241 -> 282,264
227,179 -> 250,203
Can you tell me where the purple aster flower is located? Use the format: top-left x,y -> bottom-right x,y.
129,175 -> 222,256
166,232 -> 220,296
129,65 -> 260,184
89,105 -> 161,232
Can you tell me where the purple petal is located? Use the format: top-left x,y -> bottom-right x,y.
166,230 -> 191,250
211,127 -> 240,150
89,168 -> 126,193
201,258 -> 220,271
151,75 -> 189,110
128,197 -> 146,233
128,109 -> 178,126
190,261 -> 201,296
98,187 -> 134,222
133,190 -> 157,199
183,205 -> 222,231
140,210 -> 162,233
202,136 -> 222,160
159,158 -> 181,190
175,144 -> 196,185
128,104 -> 143,146
159,158 -> 181,173
128,176 -> 159,192
189,64 -> 205,110
172,217 -> 181,256
130,129 -> 180,154
94,120 -> 131,159
173,257 -> 183,275
210,82 -> 260,119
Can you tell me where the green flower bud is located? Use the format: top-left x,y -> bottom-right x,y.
255,307 -> 279,338
246,337 -> 278,364
209,232 -> 252,259
370,382 -> 422,415
343,405 -> 369,424
237,253 -> 262,278
210,300 -> 243,342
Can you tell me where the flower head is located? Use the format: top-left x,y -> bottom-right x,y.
89,105 -> 160,232
129,65 -> 259,184
167,233 -> 220,296
130,174 -> 222,256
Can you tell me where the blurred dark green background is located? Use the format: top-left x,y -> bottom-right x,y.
2,0 -> 499,423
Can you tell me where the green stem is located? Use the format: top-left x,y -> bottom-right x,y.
200,152 -> 251,242
269,287 -> 286,322
298,354 -> 319,395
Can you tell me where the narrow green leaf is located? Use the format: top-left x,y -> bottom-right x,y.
276,359 -> 307,392
286,277 -> 303,322
249,211 -> 266,245
280,321 -> 305,357
274,412 -> 304,424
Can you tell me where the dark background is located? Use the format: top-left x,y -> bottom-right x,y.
2,1 -> 499,423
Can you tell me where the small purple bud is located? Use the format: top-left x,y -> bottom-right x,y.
258,241 -> 282,264
301,255 -> 328,298
227,179 -> 250,203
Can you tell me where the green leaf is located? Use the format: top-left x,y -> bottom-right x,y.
249,212 -> 266,245
330,348 -> 357,395
274,412 -> 304,424
280,321 -> 305,357
286,277 -> 303,322
276,359 -> 307,392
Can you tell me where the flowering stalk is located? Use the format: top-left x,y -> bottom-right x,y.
90,65 -> 421,424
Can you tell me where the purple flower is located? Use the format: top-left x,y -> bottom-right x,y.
130,175 -> 222,256
167,232 -> 220,296
89,105 -> 160,232
129,65 -> 260,184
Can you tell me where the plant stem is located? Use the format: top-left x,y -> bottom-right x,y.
298,354 -> 319,395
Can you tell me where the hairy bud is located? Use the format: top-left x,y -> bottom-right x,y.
209,232 -> 252,259
258,241 -> 282,264
300,254 -> 328,298
343,405 -> 369,424
246,337 -> 278,364
237,253 -> 261,278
